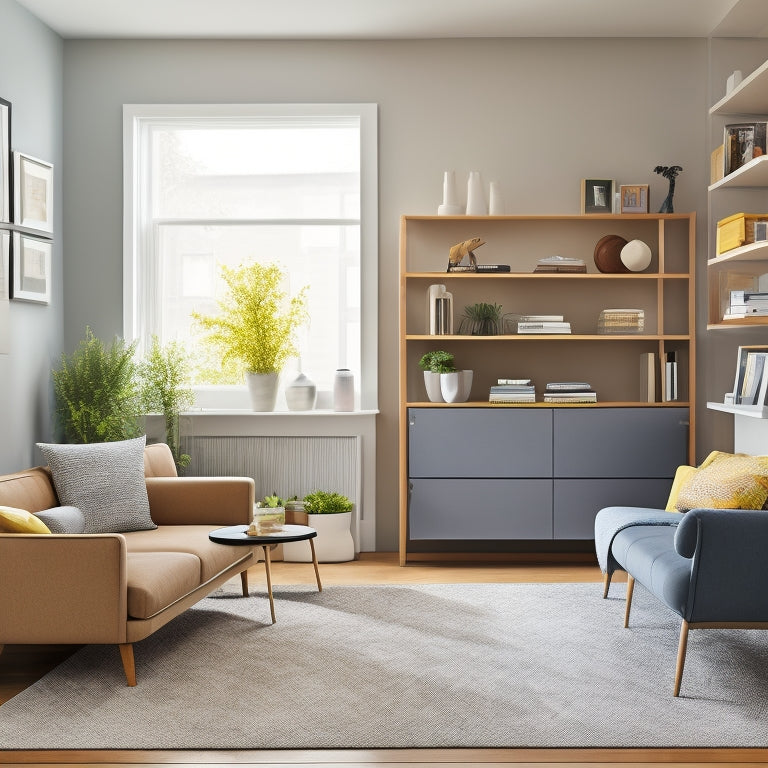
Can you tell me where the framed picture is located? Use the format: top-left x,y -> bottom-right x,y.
581,179 -> 614,214
724,121 -> 767,176
733,345 -> 768,405
14,151 -> 53,234
0,98 -> 9,224
11,231 -> 51,304
620,184 -> 649,214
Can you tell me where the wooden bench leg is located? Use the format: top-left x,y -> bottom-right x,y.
240,569 -> 249,596
119,643 -> 136,687
602,572 -> 612,598
623,575 -> 635,628
674,620 -> 689,697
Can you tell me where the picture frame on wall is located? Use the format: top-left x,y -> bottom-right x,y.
0,98 -> 10,224
620,184 -> 650,214
11,231 -> 51,304
580,178 -> 614,214
14,151 -> 53,234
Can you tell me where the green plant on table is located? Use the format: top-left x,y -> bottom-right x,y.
257,493 -> 297,508
302,490 -> 353,514
418,350 -> 456,373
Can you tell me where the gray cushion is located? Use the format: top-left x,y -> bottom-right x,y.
34,506 -> 85,533
36,436 -> 157,534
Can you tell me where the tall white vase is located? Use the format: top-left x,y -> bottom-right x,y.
466,171 -> 487,215
284,512 -> 355,563
245,371 -> 279,411
438,170 -> 463,215
489,181 -> 505,215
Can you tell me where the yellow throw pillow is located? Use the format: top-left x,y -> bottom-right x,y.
675,452 -> 768,512
665,465 -> 698,511
0,506 -> 52,534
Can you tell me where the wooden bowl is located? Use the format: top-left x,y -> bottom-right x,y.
594,234 -> 629,273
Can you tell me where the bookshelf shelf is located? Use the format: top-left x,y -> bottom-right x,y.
398,213 -> 695,564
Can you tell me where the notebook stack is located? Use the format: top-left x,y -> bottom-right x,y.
489,378 -> 536,403
542,382 -> 597,403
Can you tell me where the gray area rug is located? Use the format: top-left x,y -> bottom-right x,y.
2,581 -> 768,750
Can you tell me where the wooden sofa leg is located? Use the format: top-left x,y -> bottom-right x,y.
674,620 -> 689,697
602,572 -> 612,598
240,569 -> 249,597
119,643 -> 137,687
623,575 -> 635,628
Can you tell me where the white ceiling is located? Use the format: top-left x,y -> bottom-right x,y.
12,0 -> 768,40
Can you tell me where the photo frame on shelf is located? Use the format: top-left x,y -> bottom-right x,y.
0,98 -> 10,224
11,231 -> 51,304
620,184 -> 649,214
732,345 -> 768,405
580,178 -> 614,214
13,151 -> 53,234
724,121 -> 767,176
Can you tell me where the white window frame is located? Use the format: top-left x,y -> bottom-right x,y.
122,103 -> 378,411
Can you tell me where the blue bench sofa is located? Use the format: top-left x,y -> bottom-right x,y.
595,451 -> 768,696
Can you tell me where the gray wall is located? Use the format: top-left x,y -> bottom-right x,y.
0,0 -> 63,472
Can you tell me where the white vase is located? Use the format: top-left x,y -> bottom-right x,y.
423,371 -> 444,402
333,369 -> 355,411
245,371 -> 279,411
285,372 -> 317,411
284,511 -> 354,563
489,181 -> 505,215
440,371 -> 462,403
459,369 -> 473,402
437,170 -> 463,215
466,171 -> 487,216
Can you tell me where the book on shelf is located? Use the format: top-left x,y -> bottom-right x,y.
516,321 -> 571,334
724,122 -> 768,176
490,384 -> 535,393
542,391 -> 597,403
739,351 -> 768,405
489,392 -> 536,403
545,381 -> 591,391
597,308 -> 645,334
662,351 -> 683,402
497,378 -> 531,385
533,255 -> 586,274
639,352 -> 656,403
732,346 -> 768,405
507,314 -> 564,323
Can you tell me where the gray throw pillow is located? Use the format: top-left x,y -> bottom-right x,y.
34,506 -> 86,534
37,436 -> 157,534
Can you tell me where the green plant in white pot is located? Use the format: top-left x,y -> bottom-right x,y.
418,350 -> 455,403
192,262 -> 309,411
297,490 -> 355,563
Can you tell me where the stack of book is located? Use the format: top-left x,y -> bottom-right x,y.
489,378 -> 535,403
597,308 -> 645,334
724,290 -> 768,320
533,255 -> 587,273
511,314 -> 571,334
542,382 -> 597,403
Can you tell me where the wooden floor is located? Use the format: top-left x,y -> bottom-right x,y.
1,553 -> 767,767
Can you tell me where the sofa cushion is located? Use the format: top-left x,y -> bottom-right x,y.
126,552 -> 201,619
611,526 -> 692,617
34,506 -> 85,534
122,525 -> 251,582
674,451 -> 768,512
0,506 -> 51,534
37,436 -> 157,534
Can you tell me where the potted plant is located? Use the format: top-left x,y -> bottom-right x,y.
419,350 -> 455,402
300,490 -> 355,563
52,327 -> 143,443
458,302 -> 505,336
139,336 -> 194,473
192,262 -> 309,411
250,493 -> 288,534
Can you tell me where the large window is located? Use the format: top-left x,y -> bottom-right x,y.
123,104 -> 377,410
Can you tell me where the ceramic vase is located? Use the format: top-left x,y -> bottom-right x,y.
424,371 -> 444,402
333,369 -> 355,411
489,181 -> 505,215
285,372 -> 317,411
437,170 -> 463,215
440,371 -> 462,403
466,171 -> 487,215
283,512 -> 354,563
245,371 -> 279,411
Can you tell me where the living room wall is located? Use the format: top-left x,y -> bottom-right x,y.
0,0 -> 63,473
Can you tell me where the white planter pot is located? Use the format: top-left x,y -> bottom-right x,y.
440,371 -> 461,402
245,371 -> 279,411
282,511 -> 354,563
423,371 -> 444,402
459,369 -> 473,402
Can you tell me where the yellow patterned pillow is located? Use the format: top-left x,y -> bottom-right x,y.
0,506 -> 52,534
665,465 -> 698,511
674,452 -> 768,512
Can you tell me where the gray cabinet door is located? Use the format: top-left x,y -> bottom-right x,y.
409,478 -> 553,540
553,478 -> 674,539
553,408 -> 688,479
408,408 -> 552,478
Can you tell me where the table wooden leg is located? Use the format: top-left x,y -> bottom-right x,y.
309,538 -> 323,592
263,545 -> 276,624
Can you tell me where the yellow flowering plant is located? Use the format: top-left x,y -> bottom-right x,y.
193,262 -> 309,375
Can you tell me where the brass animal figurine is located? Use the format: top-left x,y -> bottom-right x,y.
447,237 -> 486,272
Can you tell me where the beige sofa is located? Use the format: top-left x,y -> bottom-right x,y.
0,443 -> 255,686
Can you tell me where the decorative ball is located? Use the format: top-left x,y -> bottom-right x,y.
620,239 -> 652,272
593,234 -> 629,273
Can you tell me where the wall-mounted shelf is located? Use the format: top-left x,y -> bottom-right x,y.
710,58 -> 768,116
